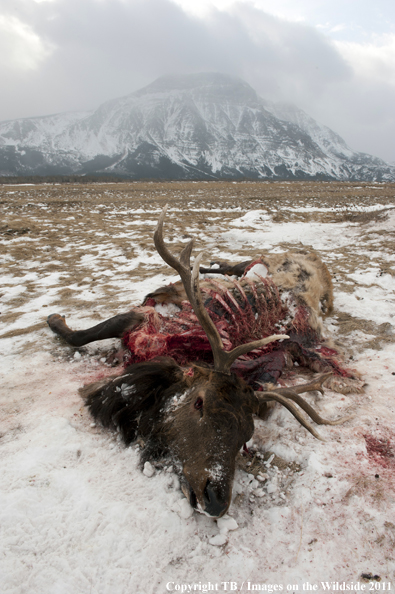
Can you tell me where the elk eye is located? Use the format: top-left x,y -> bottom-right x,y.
194,397 -> 203,410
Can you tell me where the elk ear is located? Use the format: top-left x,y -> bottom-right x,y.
82,358 -> 185,445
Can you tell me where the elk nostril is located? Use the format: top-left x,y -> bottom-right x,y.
194,397 -> 203,410
181,481 -> 198,509
189,487 -> 197,509
203,480 -> 228,517
203,480 -> 211,503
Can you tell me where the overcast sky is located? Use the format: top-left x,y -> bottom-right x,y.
1,0 -> 394,162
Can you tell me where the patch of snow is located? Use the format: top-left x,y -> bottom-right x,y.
154,303 -> 181,317
230,210 -> 271,227
143,461 -> 155,477
245,262 -> 268,279
217,515 -> 238,534
209,533 -> 227,546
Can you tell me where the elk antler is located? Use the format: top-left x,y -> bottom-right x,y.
255,373 -> 353,440
154,205 -> 288,374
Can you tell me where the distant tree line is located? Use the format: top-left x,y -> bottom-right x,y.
0,174 -> 127,185
0,173 -> 341,185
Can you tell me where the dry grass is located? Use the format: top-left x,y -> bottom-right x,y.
1,180 -> 395,346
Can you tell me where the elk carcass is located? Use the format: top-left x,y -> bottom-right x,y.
47,207 -> 356,518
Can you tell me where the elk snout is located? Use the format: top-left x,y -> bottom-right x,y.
203,480 -> 229,518
182,475 -> 231,518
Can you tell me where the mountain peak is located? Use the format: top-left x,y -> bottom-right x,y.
133,72 -> 258,100
0,72 -> 394,181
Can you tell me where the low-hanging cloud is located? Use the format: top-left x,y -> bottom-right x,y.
0,0 -> 394,161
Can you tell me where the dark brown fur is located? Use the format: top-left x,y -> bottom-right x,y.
80,358 -> 259,517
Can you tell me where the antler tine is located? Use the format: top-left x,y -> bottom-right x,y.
282,372 -> 333,395
180,241 -> 194,270
256,391 -> 324,441
154,205 -> 192,277
266,388 -> 353,426
257,373 -> 353,425
154,206 -> 288,374
255,372 -> 354,440
222,335 -> 289,373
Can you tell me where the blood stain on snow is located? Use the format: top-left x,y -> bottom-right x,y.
364,433 -> 395,469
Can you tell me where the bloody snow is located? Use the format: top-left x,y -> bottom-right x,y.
1,181 -> 395,594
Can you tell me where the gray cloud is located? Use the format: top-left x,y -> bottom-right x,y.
0,0 -> 394,162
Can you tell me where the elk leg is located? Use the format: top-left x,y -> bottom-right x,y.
199,260 -> 252,277
47,311 -> 144,347
284,341 -> 332,374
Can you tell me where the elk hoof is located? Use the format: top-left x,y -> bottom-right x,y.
47,313 -> 66,327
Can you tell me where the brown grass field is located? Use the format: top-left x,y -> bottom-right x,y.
2,180 -> 395,350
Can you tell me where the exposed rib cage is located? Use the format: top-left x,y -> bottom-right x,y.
123,269 -> 312,372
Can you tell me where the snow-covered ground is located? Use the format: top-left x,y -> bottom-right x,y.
1,181 -> 395,593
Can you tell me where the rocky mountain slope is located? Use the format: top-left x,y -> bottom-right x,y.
1,73 -> 394,180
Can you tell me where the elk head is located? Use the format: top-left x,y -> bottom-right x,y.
161,366 -> 258,517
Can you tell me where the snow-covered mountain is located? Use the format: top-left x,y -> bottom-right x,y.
1,72 -> 394,180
